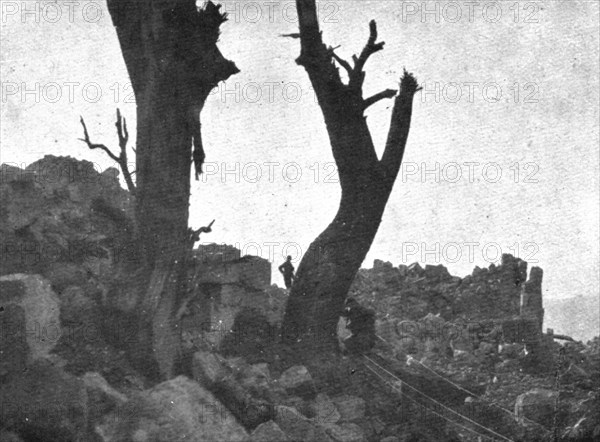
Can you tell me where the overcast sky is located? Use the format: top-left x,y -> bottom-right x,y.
1,1 -> 599,323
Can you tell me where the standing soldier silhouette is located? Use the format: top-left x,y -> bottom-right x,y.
278,256 -> 295,289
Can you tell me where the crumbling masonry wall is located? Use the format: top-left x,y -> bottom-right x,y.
349,254 -> 545,336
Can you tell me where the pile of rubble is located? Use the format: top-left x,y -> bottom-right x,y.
1,156 -> 598,441
348,258 -> 600,440
1,156 -> 133,286
0,270 -> 378,441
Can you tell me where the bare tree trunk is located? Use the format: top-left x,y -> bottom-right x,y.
107,0 -> 238,378
281,0 -> 421,354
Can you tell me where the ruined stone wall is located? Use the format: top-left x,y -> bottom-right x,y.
183,247 -> 280,348
349,254 -> 544,334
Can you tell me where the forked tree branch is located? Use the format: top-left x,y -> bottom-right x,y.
79,117 -> 120,163
330,48 -> 352,76
328,22 -> 393,110
79,109 -> 136,194
348,20 -> 385,92
295,0 -> 419,179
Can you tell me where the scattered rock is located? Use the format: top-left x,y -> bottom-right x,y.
562,363 -> 591,386
373,260 -> 393,271
274,405 -> 332,442
514,388 -> 559,427
102,376 -> 248,442
0,156 -> 132,282
495,359 -> 520,373
330,395 -> 366,422
82,371 -> 127,426
239,363 -> 271,389
498,343 -> 522,359
250,420 -> 290,442
0,360 -> 89,441
310,393 -> 341,425
322,422 -> 366,442
424,264 -> 452,282
0,274 -> 60,375
220,308 -> 277,361
278,365 -> 315,397
281,396 -> 310,417
407,262 -> 424,277
193,351 -> 229,387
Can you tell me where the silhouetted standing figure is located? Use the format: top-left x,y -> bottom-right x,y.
340,297 -> 376,354
278,256 -> 295,289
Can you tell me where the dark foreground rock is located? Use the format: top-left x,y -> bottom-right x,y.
97,376 -> 249,442
0,360 -> 90,442
274,405 -> 333,442
0,274 -> 60,376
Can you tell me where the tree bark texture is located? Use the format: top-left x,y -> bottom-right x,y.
107,0 -> 238,378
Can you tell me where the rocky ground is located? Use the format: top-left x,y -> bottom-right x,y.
1,156 -> 598,441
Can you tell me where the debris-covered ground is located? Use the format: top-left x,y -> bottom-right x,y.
1,157 -> 598,441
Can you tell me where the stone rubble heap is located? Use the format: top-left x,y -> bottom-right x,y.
1,156 -> 598,441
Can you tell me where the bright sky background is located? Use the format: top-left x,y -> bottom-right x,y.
1,1 -> 599,333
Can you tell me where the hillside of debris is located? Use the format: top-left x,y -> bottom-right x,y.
1,156 -> 598,442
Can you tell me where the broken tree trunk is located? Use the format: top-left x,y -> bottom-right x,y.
106,0 -> 238,379
281,0 -> 421,354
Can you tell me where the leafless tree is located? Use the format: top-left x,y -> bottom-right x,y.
281,0 -> 422,355
104,0 -> 238,378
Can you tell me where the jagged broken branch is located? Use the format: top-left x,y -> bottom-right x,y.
328,21 -> 396,111
379,69 -> 422,182
79,109 -> 136,194
363,89 -> 397,110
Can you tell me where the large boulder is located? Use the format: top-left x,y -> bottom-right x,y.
238,362 -> 273,399
0,360 -> 89,441
192,354 -> 275,429
277,365 -> 315,398
193,351 -> 230,387
100,376 -> 248,442
250,421 -> 289,442
219,308 -> 277,361
0,274 -> 60,375
322,422 -> 366,442
82,372 -> 128,427
330,395 -> 366,422
514,388 -> 559,427
310,393 -> 341,425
